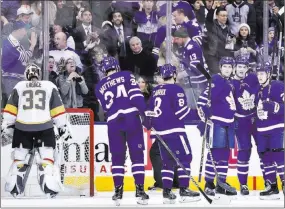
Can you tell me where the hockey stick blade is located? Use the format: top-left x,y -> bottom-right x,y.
197,64 -> 211,80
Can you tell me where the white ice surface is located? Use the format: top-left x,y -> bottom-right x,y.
1,191 -> 284,207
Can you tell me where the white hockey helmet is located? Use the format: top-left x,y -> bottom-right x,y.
24,63 -> 42,81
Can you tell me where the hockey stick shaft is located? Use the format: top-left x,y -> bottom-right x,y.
21,147 -> 36,194
151,128 -> 213,204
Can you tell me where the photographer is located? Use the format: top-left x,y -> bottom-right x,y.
56,58 -> 88,108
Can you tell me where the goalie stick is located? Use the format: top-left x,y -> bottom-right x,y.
151,127 -> 230,205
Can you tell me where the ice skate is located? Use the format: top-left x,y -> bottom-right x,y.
260,181 -> 280,200
112,185 -> 123,206
135,184 -> 149,205
179,187 -> 201,203
240,185 -> 249,196
163,188 -> 176,204
204,182 -> 216,196
216,182 -> 237,200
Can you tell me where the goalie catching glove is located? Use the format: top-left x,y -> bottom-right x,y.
58,125 -> 72,141
1,121 -> 15,146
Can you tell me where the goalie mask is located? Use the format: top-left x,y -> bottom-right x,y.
219,57 -> 235,79
235,56 -> 249,79
24,63 -> 42,81
256,62 -> 271,86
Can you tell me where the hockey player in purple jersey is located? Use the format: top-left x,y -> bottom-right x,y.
95,57 -> 149,205
146,64 -> 200,204
255,62 -> 284,199
231,56 -> 264,195
197,57 -> 237,197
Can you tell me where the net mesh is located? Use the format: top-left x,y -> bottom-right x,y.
55,111 -> 93,195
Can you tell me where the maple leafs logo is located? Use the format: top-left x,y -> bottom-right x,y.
237,90 -> 255,110
257,100 -> 268,120
226,92 -> 236,111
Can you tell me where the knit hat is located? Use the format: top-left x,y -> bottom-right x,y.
172,27 -> 189,38
238,23 -> 251,35
268,27 -> 275,33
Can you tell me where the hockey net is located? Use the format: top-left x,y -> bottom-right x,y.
1,108 -> 95,197
55,108 -> 95,196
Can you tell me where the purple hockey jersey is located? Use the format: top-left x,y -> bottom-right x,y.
153,20 -> 202,57
255,80 -> 284,134
179,39 -> 208,88
134,10 -> 158,44
231,73 -> 259,118
197,74 -> 236,126
147,84 -> 191,136
95,71 -> 146,122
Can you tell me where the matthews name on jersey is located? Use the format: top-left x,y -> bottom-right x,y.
198,74 -> 236,126
3,81 -> 66,132
232,73 -> 259,118
95,71 -> 146,122
256,80 -> 284,133
147,84 -> 190,136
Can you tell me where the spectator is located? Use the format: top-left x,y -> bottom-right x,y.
82,47 -> 105,122
136,75 -> 152,103
1,0 -> 21,23
204,0 -> 214,10
103,11 -> 133,70
2,20 -> 37,95
172,8 -> 203,46
233,23 -> 257,70
190,0 -> 208,34
49,32 -> 83,71
52,19 -> 76,50
225,0 -> 256,37
2,6 -> 34,50
57,58 -> 88,108
48,55 -> 58,85
125,36 -> 157,81
254,0 -> 283,45
73,8 -> 102,65
205,7 -> 234,74
133,0 -> 159,52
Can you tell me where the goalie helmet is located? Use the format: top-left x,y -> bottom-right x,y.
24,63 -> 42,81
159,64 -> 176,79
219,57 -> 235,67
101,57 -> 120,74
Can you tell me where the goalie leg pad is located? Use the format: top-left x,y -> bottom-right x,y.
37,146 -> 63,196
5,147 -> 30,195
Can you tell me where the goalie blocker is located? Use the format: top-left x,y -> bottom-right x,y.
1,63 -> 72,198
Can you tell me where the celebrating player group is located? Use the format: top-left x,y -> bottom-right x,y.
1,54 -> 284,205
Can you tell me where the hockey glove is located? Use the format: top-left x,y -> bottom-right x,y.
201,104 -> 211,119
141,113 -> 152,130
262,101 -> 280,114
58,125 -> 72,141
75,77 -> 83,83
1,122 -> 14,146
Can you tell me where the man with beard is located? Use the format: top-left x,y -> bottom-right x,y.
102,11 -> 133,70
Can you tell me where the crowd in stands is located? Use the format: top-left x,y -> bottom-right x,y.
1,0 -> 284,122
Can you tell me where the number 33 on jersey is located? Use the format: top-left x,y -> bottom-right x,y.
3,81 -> 66,132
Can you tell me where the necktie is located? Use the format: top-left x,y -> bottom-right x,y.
118,28 -> 122,36
86,27 -> 90,35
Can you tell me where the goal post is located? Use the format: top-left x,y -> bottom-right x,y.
1,108 -> 95,197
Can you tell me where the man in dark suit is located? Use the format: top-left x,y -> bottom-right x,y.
73,8 -> 102,65
102,11 -> 133,70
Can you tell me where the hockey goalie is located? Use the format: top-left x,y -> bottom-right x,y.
1,63 -> 72,198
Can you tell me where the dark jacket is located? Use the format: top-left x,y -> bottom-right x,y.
205,10 -> 233,58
